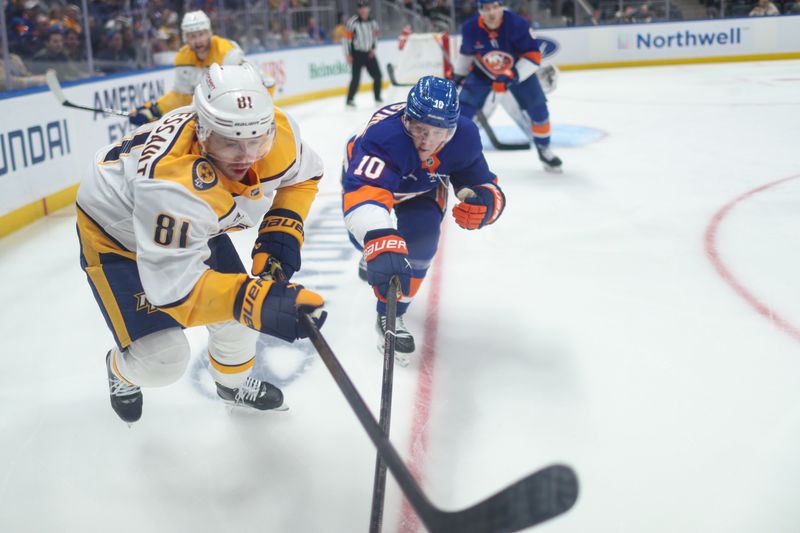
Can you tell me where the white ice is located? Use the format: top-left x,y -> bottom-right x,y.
1,60 -> 799,533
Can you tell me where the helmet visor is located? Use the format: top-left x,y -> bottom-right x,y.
201,125 -> 275,165
404,117 -> 456,149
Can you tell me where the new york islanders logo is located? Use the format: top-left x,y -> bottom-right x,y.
192,159 -> 218,191
479,50 -> 515,76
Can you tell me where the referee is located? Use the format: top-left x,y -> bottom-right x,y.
344,0 -> 382,107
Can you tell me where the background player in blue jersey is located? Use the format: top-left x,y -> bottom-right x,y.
453,0 -> 563,173
341,76 -> 506,362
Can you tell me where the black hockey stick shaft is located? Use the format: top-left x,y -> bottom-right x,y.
369,276 -> 400,533
475,109 -> 530,151
299,312 -> 580,532
386,63 -> 416,87
45,69 -> 130,118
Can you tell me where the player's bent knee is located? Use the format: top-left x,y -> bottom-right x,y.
126,328 -> 190,386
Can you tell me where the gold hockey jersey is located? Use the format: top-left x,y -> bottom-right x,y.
76,106 -> 322,328
156,36 -> 245,114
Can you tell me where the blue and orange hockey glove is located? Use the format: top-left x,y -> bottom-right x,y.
252,209 -> 304,281
129,101 -> 162,125
492,67 -> 519,93
452,183 -> 506,230
363,228 -> 412,301
234,278 -> 326,342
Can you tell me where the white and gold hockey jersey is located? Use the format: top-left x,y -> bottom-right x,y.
76,106 -> 323,329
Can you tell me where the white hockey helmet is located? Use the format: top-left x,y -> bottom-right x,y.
181,10 -> 211,39
194,63 -> 276,163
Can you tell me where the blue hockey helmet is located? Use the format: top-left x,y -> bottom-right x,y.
477,0 -> 503,5
405,76 -> 460,130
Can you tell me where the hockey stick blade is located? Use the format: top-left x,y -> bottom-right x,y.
45,69 -> 130,118
475,109 -> 530,151
45,69 -> 67,104
387,63 -> 416,87
300,313 -> 579,532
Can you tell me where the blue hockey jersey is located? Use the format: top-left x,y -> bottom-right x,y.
459,10 -> 542,82
342,103 -> 496,243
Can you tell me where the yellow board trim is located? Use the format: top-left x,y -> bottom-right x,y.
0,183 -> 79,239
274,80 -> 390,107
558,52 -> 800,71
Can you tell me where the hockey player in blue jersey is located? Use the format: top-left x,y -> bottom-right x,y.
342,76 -> 506,360
454,0 -> 563,173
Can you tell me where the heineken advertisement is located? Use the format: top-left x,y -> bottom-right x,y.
309,61 -> 351,79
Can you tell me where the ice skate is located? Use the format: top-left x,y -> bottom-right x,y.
376,314 -> 415,366
536,144 -> 563,173
216,376 -> 287,412
105,350 -> 142,425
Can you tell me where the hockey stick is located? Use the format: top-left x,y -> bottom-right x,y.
369,276 -> 400,533
299,312 -> 579,532
45,69 -> 130,117
475,109 -> 531,151
386,63 -> 415,87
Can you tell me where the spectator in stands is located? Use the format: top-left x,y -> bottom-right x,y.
638,3 -> 654,22
61,4 -> 82,34
0,52 -> 46,90
332,13 -> 348,43
29,27 -> 87,81
95,29 -> 137,74
749,0 -> 780,14
787,0 -> 800,12
306,16 -> 328,42
591,7 -> 604,24
63,28 -> 85,61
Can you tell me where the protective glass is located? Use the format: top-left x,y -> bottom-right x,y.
201,125 -> 275,165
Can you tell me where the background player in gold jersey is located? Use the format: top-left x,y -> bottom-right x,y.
128,10 -> 249,126
78,64 -> 325,423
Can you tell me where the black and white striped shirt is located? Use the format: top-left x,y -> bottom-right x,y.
344,15 -> 379,54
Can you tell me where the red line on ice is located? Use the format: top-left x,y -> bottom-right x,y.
396,221 -> 448,533
704,174 -> 800,342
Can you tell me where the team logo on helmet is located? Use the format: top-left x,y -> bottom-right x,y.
192,159 -> 218,191
479,51 -> 514,75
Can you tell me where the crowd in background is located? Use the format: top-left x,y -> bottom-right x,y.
2,0 -> 798,91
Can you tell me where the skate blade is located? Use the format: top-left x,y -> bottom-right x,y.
543,165 -> 563,174
223,401 -> 290,414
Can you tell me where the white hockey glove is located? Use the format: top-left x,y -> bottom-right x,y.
536,64 -> 560,94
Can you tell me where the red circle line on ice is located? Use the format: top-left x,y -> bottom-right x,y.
704,174 -> 800,343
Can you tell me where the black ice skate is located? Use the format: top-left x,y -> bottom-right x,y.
216,376 -> 287,411
376,314 -> 415,365
536,144 -> 563,173
105,350 -> 142,424
358,256 -> 368,282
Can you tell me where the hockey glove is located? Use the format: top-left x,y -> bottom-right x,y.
452,183 -> 506,230
492,68 -> 519,93
363,228 -> 412,301
234,278 -> 326,342
252,209 -> 304,280
129,101 -> 162,126
535,64 -> 560,94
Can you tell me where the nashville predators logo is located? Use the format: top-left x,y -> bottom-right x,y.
134,292 -> 159,314
479,50 -> 515,76
192,159 -> 218,191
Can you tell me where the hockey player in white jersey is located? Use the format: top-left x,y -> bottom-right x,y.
77,63 -> 326,423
